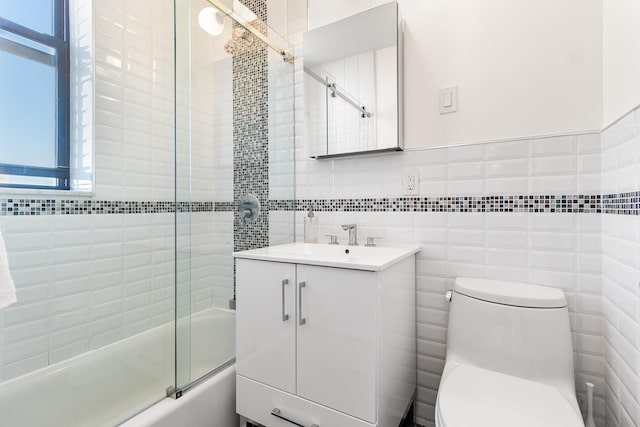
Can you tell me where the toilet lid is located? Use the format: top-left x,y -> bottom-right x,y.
454,277 -> 567,308
436,365 -> 583,427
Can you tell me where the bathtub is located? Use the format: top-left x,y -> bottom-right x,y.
121,363 -> 237,427
0,308 -> 237,427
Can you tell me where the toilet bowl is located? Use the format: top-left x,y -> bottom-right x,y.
435,277 -> 584,427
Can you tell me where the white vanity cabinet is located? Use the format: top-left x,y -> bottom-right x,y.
234,243 -> 418,427
295,264 -> 377,422
236,260 -> 297,395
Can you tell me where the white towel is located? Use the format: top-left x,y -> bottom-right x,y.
0,227 -> 16,309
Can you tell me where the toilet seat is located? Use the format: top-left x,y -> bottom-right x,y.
436,364 -> 584,427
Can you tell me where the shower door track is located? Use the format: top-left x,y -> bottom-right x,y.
166,357 -> 236,399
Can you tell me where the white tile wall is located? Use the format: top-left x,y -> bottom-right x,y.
269,37 -> 296,201
0,213 -> 175,380
270,211 -> 296,246
93,0 -> 174,201
0,0 -> 227,382
601,106 -> 640,427
211,212 -> 235,308
189,212 -> 233,312
212,58 -> 234,203
296,133 -> 601,200
293,133 -> 606,427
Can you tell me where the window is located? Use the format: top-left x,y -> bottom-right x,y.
0,0 -> 70,190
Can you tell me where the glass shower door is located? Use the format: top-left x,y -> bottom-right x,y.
173,0 -> 295,393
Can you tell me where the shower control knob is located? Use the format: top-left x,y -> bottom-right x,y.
444,290 -> 453,302
238,195 -> 260,225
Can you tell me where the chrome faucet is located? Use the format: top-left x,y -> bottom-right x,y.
341,224 -> 358,246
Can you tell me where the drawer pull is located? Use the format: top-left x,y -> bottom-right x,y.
271,408 -> 319,427
281,279 -> 289,321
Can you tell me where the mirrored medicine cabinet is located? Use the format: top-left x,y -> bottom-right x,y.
303,1 -> 403,159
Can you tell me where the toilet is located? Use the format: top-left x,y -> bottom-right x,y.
435,277 -> 584,427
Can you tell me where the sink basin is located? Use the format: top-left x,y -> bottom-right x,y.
233,242 -> 420,271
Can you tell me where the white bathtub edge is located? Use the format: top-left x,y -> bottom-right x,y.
120,364 -> 238,427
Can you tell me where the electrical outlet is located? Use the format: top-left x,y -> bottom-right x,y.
403,170 -> 419,195
407,175 -> 416,191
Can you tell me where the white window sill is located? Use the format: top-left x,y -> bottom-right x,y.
0,188 -> 95,198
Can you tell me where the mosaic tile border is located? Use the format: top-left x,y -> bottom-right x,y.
2,192 -> 638,217
602,191 -> 640,215
0,199 -> 213,216
271,195 -> 606,214
214,201 -> 236,212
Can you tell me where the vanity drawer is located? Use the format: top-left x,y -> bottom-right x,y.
237,375 -> 375,427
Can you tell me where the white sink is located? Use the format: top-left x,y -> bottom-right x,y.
233,242 -> 420,271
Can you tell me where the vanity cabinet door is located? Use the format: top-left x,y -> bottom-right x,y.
295,265 -> 377,423
236,259 -> 296,394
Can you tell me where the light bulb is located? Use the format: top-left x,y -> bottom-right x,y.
198,7 -> 225,37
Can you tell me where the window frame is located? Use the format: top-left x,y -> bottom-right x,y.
0,0 -> 70,190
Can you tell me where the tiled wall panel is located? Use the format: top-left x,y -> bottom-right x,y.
213,59 -> 234,203
93,0 -> 175,201
233,0 -> 270,252
211,212 -> 235,309
0,212 -> 176,380
601,106 -> 640,427
295,133 -> 601,200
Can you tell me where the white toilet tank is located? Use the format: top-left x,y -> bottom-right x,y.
445,277 -> 576,397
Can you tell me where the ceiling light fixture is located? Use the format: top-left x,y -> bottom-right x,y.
198,7 -> 225,37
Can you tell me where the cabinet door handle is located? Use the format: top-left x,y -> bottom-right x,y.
271,408 -> 319,427
298,281 -> 306,325
281,279 -> 289,321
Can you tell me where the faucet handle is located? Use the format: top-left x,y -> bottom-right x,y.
365,237 -> 382,247
325,234 -> 339,245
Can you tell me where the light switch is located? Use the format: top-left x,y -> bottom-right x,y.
439,86 -> 458,114
443,91 -> 453,108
